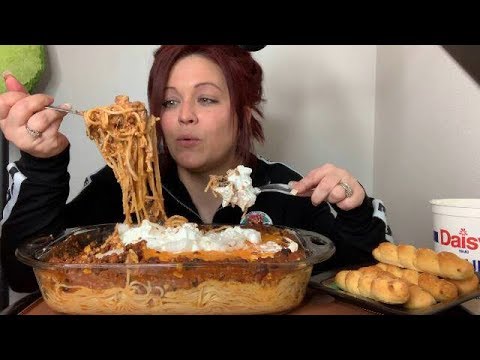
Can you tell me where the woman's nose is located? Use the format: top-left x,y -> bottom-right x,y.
178,102 -> 197,125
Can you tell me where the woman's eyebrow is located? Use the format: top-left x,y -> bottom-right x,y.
194,82 -> 223,91
165,82 -> 223,92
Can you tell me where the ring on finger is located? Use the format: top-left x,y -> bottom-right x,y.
338,181 -> 353,198
25,124 -> 42,139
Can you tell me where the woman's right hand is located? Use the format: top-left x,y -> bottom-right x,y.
0,73 -> 70,158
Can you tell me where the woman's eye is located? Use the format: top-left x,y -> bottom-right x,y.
199,98 -> 217,105
162,100 -> 178,108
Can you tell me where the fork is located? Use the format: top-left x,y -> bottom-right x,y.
45,105 -> 84,117
257,183 -> 297,196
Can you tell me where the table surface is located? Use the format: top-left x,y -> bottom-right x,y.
6,289 -> 473,316
15,288 -> 374,315
16,289 -> 374,315
3,272 -> 475,315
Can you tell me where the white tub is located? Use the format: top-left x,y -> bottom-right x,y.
430,199 -> 480,272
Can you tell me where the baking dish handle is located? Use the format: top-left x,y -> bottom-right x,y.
294,228 -> 336,265
16,234 -> 56,266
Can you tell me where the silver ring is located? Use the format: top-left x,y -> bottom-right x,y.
338,181 -> 353,198
25,124 -> 42,139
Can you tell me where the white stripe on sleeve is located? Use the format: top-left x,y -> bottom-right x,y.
372,198 -> 394,243
0,163 -> 27,237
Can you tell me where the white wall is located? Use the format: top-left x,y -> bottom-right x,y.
9,45 -> 377,200
255,45 -> 376,193
374,45 -> 480,248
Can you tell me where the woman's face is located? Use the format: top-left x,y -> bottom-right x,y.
160,54 -> 238,174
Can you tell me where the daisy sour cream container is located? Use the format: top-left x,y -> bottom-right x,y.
431,199 -> 480,272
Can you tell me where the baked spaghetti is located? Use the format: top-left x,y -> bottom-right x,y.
34,222 -> 311,314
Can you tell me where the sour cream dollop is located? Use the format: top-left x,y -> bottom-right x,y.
212,165 -> 261,212
115,220 -> 297,255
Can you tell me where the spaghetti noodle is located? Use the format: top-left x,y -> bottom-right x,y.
37,265 -> 311,315
83,95 -> 166,224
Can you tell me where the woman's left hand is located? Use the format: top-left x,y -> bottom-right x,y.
290,163 -> 365,211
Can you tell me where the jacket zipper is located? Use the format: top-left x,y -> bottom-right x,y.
162,185 -> 201,219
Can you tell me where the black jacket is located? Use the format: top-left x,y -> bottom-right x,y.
1,147 -> 391,292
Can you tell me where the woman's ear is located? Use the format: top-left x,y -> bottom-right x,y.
245,106 -> 263,123
244,107 -> 252,124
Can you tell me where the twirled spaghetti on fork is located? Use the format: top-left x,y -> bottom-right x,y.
83,95 -> 167,224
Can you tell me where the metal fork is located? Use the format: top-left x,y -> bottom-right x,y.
45,105 -> 84,117
257,183 -> 297,196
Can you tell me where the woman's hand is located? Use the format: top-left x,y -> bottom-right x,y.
0,73 -> 70,158
290,163 -> 366,211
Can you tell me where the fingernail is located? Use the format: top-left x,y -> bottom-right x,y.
288,181 -> 296,188
290,189 -> 298,196
2,70 -> 12,80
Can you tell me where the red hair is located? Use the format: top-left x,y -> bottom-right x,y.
148,45 -> 265,165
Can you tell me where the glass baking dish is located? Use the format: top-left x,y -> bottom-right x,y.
16,224 -> 335,315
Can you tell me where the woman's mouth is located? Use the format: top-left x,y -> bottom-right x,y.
177,137 -> 201,148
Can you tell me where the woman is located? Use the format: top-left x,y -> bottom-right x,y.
0,45 -> 390,293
